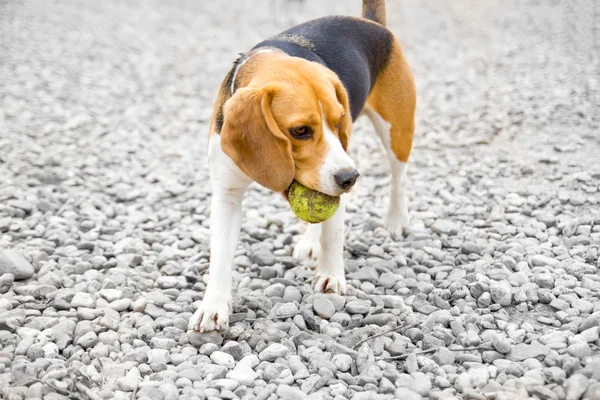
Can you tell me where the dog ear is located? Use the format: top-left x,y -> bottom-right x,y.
331,77 -> 352,151
316,72 -> 352,151
220,85 -> 295,192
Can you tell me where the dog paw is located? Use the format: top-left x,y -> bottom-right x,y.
293,235 -> 321,261
385,209 -> 410,239
313,272 -> 347,294
188,299 -> 231,332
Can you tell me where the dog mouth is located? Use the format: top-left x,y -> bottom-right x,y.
281,187 -> 290,201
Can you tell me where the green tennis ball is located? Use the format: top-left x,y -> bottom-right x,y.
287,180 -> 340,223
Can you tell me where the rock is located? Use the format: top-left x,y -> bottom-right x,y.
567,342 -> 591,359
411,372 -> 432,396
393,388 -> 422,400
283,286 -> 303,303
356,343 -> 375,374
0,250 -> 35,280
148,349 -> 170,364
492,336 -> 512,354
565,374 -> 588,400
53,320 -> 76,350
345,300 -> 370,314
77,331 -> 98,349
313,296 -> 335,319
0,273 -> 14,294
432,348 -> 455,366
276,384 -> 306,400
332,354 -> 352,372
490,281 -> 512,306
227,364 -> 257,387
550,298 -> 570,311
71,293 -> 96,308
210,351 -> 235,368
346,267 -> 379,282
531,254 -> 559,267
189,331 -> 224,347
259,343 -> 289,361
117,368 -> 141,391
508,341 -> 550,361
250,248 -> 276,266
461,241 -> 483,255
432,219 -> 460,235
362,314 -> 396,326
222,341 -> 244,361
580,326 -> 600,342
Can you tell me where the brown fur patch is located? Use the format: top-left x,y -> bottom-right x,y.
366,39 -> 416,162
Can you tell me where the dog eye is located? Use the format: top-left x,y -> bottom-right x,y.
289,126 -> 313,139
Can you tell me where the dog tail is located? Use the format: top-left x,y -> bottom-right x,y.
362,0 -> 386,26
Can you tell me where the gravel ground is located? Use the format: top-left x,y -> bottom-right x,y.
2,1 -> 600,399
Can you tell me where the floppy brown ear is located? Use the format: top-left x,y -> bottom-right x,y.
220,86 -> 295,192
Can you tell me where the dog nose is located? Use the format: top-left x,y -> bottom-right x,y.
334,169 -> 360,190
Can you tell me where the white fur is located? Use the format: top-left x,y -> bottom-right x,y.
363,107 -> 410,237
292,223 -> 321,261
318,105 -> 357,196
188,135 -> 252,332
313,195 -> 347,294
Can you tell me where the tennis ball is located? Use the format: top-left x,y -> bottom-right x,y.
287,180 -> 340,223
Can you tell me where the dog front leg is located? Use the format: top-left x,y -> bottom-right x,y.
188,136 -> 250,332
313,195 -> 347,294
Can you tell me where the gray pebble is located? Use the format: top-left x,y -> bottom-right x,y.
0,250 -> 34,280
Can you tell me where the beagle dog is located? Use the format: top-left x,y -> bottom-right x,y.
189,0 -> 416,332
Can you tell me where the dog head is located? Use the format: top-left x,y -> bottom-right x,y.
220,56 -> 358,196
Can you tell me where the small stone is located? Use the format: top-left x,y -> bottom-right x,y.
432,348 -> 455,366
210,351 -> 235,368
276,384 -> 306,400
431,219 -> 460,235
393,388 -> 422,400
226,364 -> 257,387
283,286 -> 302,303
250,248 -> 276,266
189,331 -> 224,347
346,266 -> 379,282
580,326 -> 600,342
493,336 -> 512,354
565,374 -> 588,400
222,341 -> 244,361
148,349 -> 170,364
0,250 -> 35,280
133,298 -> 147,312
259,343 -> 288,361
345,300 -> 370,314
550,298 -> 570,311
313,296 -> 335,319
509,341 -> 550,361
490,281 -> 512,306
535,274 -> 555,289
362,313 -> 396,326
178,238 -> 195,250
77,331 -> 98,349
332,354 -> 352,372
531,254 -> 559,267
567,342 -> 591,359
461,241 -> 483,255
71,293 -> 96,308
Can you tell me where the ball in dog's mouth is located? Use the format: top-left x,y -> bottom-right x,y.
286,180 -> 340,223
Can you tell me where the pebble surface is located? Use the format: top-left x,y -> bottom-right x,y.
1,1 -> 600,400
